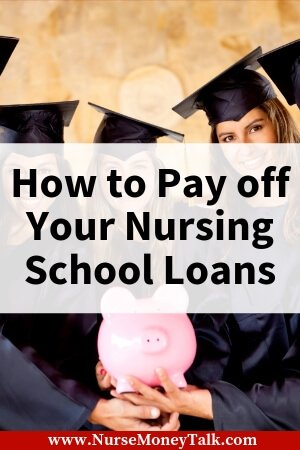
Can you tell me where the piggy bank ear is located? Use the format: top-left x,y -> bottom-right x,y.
152,284 -> 189,313
100,287 -> 136,319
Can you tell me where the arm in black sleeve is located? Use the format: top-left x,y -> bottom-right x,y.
186,313 -> 231,386
209,334 -> 300,430
0,333 -> 99,430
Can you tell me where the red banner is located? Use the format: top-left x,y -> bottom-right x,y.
0,431 -> 300,450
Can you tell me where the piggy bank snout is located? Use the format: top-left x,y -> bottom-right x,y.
141,328 -> 168,354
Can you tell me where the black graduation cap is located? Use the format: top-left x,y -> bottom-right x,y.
88,102 -> 184,143
0,36 -> 19,76
0,100 -> 79,143
258,39 -> 300,107
172,47 -> 276,125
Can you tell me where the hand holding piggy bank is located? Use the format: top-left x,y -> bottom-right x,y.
98,285 -> 196,393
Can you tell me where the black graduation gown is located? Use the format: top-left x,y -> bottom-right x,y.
208,313 -> 300,430
0,331 -> 97,430
183,204 -> 300,430
0,233 -> 101,430
181,313 -> 300,431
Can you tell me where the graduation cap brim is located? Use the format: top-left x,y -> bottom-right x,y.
0,36 -> 19,76
88,102 -> 184,142
258,39 -> 300,105
0,125 -> 18,143
0,100 -> 79,126
172,47 -> 263,119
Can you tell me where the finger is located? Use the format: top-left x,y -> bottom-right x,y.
159,412 -> 171,426
126,403 -> 160,420
110,390 -> 125,399
156,368 -> 179,396
134,421 -> 163,431
96,368 -> 107,377
110,390 -> 147,406
99,374 -> 112,390
121,393 -> 154,406
110,390 -> 143,404
95,361 -> 106,376
119,419 -> 161,432
161,412 -> 180,431
96,362 -> 110,389
126,376 -> 164,402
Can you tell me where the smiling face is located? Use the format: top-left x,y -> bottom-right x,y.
216,107 -> 277,144
215,107 -> 278,177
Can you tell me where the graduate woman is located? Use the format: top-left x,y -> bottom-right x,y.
111,41 -> 300,430
0,99 -> 182,431
87,102 -> 184,291
85,103 -> 185,430
0,100 -> 104,429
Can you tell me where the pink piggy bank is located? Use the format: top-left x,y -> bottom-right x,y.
98,284 -> 196,393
